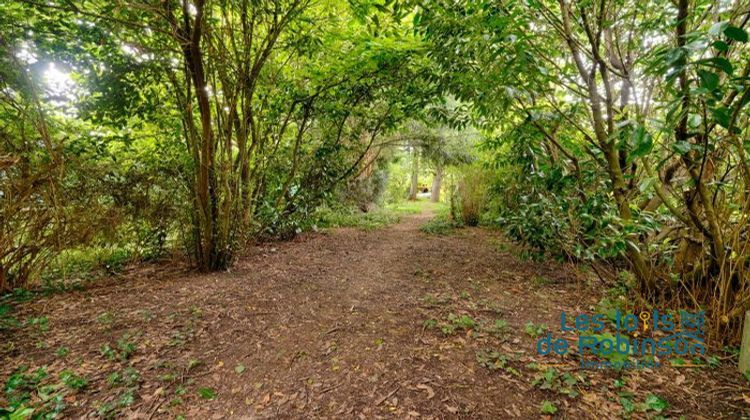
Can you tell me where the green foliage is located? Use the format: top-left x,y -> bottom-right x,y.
476,350 -> 520,375
586,333 -> 631,365
100,344 -> 116,361
524,322 -> 547,338
313,205 -> 401,231
0,303 -> 21,331
420,216 -> 458,235
486,319 -> 509,337
100,334 -> 138,362
101,367 -> 140,417
642,394 -> 669,413
27,316 -> 49,333
383,158 -> 411,204
385,200 -> 431,215
439,313 -> 477,335
0,406 -> 34,419
415,0 -> 750,344
198,387 -> 216,400
2,366 -> 66,418
620,392 -> 669,415
532,367 -> 582,400
59,370 -> 87,390
540,400 -> 557,415
55,346 -> 69,358
453,166 -> 486,227
44,247 -> 134,287
116,334 -> 137,361
0,0 -> 439,289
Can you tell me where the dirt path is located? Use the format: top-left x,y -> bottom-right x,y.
1,209 -> 747,418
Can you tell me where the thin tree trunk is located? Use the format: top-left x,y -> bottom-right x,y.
408,145 -> 419,200
431,165 -> 443,202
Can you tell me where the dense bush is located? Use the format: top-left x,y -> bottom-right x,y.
0,1 -> 436,290
454,166 -> 486,227
418,0 -> 750,343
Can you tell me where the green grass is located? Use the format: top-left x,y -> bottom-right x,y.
314,199 -> 445,231
41,246 -> 134,289
420,203 -> 460,235
314,206 -> 400,231
387,199 -> 448,215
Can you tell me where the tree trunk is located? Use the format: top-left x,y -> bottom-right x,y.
431,165 -> 443,202
408,146 -> 419,200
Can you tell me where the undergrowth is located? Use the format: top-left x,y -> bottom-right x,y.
420,204 -> 461,235
313,204 -> 403,231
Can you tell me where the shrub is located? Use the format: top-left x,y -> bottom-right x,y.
454,166 -> 486,226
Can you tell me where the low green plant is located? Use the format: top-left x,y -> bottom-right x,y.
454,166 -> 486,227
487,319 -> 509,337
198,387 -> 216,400
43,246 -> 134,288
100,344 -> 117,361
101,367 -> 141,417
1,365 -> 69,418
423,319 -> 438,329
0,303 -> 21,331
117,334 -> 137,361
524,321 -> 547,338
540,400 -> 557,414
59,370 -> 87,390
313,205 -> 401,231
640,394 -> 668,414
28,316 -> 49,332
476,350 -> 520,375
420,217 -> 457,235
0,406 -> 35,419
532,367 -> 580,397
439,313 -> 477,335
586,333 -> 631,365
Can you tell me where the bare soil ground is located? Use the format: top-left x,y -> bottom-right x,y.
1,209 -> 748,419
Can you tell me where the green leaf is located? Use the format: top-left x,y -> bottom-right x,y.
620,396 -> 635,413
712,40 -> 729,51
6,406 -> 34,419
709,22 -> 727,37
643,394 -> 668,412
712,106 -> 731,128
699,57 -> 733,74
672,141 -> 691,155
198,387 -> 216,400
629,125 -> 653,161
697,70 -> 719,91
724,26 -> 748,42
234,364 -> 246,374
540,400 -> 558,414
59,369 -> 88,390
